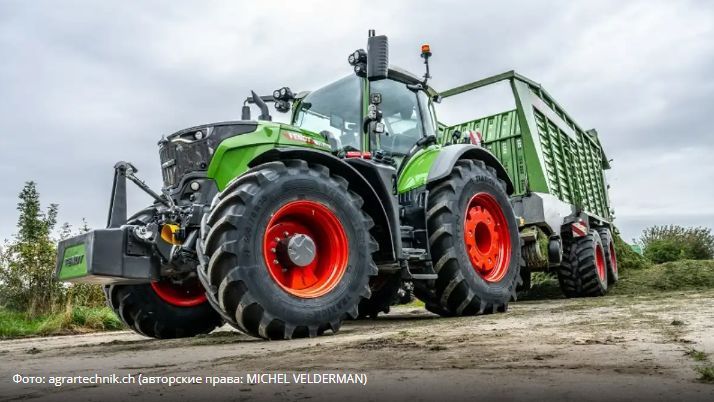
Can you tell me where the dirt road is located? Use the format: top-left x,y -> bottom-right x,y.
2,291 -> 714,402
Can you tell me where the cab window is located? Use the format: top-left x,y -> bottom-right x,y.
370,79 -> 425,156
293,75 -> 362,151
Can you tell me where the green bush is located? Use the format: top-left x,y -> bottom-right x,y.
641,225 -> 714,263
66,283 -> 107,308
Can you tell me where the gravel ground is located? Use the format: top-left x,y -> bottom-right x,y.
2,291 -> 714,401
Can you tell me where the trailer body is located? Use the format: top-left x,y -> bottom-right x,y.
438,71 -> 614,271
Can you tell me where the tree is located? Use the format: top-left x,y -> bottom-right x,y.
59,222 -> 73,240
0,182 -> 64,315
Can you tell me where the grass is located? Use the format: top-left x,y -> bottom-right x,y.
696,366 -> 714,383
686,349 -> 709,362
613,234 -> 652,271
684,348 -> 714,383
403,299 -> 425,308
521,259 -> 714,300
609,260 -> 714,295
0,306 -> 124,339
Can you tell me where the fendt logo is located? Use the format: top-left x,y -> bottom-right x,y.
64,255 -> 84,267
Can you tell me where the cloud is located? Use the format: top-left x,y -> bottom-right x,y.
0,0 -> 712,244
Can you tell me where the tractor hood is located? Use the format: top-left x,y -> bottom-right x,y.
159,121 -> 258,188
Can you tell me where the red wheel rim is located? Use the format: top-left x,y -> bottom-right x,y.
263,200 -> 349,298
151,278 -> 207,307
609,242 -> 618,274
463,193 -> 512,282
595,243 -> 607,282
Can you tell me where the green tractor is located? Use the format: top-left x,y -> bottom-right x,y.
55,30 -> 590,340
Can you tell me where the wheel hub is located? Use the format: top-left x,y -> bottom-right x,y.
463,192 -> 512,283
277,233 -> 317,267
466,206 -> 500,273
263,200 -> 349,298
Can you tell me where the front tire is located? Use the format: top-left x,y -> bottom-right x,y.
416,160 -> 521,316
105,279 -> 223,339
104,207 -> 223,339
198,160 -> 378,340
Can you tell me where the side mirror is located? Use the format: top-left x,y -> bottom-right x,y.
367,31 -> 388,81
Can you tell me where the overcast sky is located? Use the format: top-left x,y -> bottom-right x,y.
1,0 -> 712,243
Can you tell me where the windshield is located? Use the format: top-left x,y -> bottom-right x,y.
293,75 -> 362,151
370,79 -> 434,156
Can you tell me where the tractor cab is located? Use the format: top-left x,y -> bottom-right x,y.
291,68 -> 439,166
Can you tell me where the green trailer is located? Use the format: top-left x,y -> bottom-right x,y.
438,71 -> 617,295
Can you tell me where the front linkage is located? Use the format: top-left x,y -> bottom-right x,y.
56,161 -> 224,338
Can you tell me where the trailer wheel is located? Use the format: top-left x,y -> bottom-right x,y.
357,274 -> 402,319
198,160 -> 378,340
597,228 -> 618,285
558,230 -> 608,297
104,279 -> 223,339
417,160 -> 521,316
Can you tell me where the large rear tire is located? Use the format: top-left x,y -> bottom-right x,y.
558,229 -> 608,297
105,279 -> 223,339
416,160 -> 521,316
198,160 -> 378,340
597,228 -> 619,285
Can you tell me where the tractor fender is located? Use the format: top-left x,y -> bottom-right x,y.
428,144 -> 514,194
249,148 -> 397,263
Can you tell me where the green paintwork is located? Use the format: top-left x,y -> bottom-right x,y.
206,122 -> 332,190
58,243 -> 88,280
439,71 -> 612,222
396,145 -> 441,193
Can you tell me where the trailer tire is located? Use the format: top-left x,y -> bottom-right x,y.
198,160 -> 378,340
597,228 -> 619,285
104,282 -> 223,339
417,159 -> 521,316
558,230 -> 608,297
